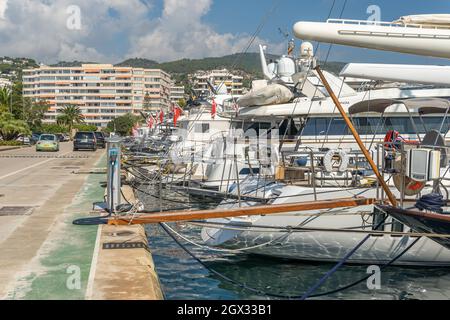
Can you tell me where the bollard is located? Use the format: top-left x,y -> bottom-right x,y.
106,137 -> 122,214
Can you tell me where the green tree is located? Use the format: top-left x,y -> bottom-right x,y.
40,123 -> 69,134
57,105 -> 85,139
143,93 -> 152,111
75,124 -> 98,132
0,87 -> 12,113
106,113 -> 140,136
22,99 -> 50,131
177,98 -> 187,108
0,112 -> 31,141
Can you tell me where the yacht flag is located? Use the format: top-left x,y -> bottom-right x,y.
211,99 -> 217,119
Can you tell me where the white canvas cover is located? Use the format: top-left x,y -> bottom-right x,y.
395,14 -> 450,26
237,83 -> 294,108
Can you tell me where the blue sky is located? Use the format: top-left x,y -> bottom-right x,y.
203,0 -> 450,64
0,0 -> 449,64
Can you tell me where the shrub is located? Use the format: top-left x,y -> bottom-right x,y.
0,140 -> 22,146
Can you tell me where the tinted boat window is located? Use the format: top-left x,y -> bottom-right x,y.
300,116 -> 450,137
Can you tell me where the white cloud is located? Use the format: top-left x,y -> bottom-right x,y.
127,0 -> 281,62
0,0 -> 7,19
0,0 -> 282,63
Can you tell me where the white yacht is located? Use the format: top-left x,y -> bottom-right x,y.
198,15 -> 450,266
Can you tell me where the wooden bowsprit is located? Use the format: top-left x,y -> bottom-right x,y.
108,197 -> 376,225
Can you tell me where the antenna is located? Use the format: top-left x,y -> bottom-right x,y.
278,27 -> 295,56
278,27 -> 289,39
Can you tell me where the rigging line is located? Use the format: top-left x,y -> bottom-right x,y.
320,78 -> 346,149
316,0 -> 348,147
309,237 -> 421,298
215,0 -> 282,103
300,213 -> 387,300
287,0 -> 344,144
161,222 -> 291,253
159,220 -> 422,300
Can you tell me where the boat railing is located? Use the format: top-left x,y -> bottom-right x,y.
326,18 -> 450,31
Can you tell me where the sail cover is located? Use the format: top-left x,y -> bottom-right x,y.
395,14 -> 450,26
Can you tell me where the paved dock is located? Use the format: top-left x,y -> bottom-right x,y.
86,185 -> 163,300
0,143 -> 103,299
0,143 -> 163,300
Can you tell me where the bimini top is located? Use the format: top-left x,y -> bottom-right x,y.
348,98 -> 450,115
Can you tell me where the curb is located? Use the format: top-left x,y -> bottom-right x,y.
0,145 -> 31,152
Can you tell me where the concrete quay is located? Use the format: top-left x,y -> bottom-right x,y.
0,143 -> 163,300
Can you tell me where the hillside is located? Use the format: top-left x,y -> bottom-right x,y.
0,57 -> 39,81
116,53 -> 280,78
115,53 -> 347,80
50,61 -> 99,68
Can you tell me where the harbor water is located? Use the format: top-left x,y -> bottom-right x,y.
138,186 -> 450,300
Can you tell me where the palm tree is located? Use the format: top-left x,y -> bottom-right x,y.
58,105 -> 85,139
0,87 -> 12,113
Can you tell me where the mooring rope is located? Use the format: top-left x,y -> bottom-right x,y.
159,222 -> 422,299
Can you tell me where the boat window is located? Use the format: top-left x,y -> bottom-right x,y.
300,116 -> 450,137
239,168 -> 260,175
372,207 -> 386,234
391,219 -> 404,234
194,123 -> 210,133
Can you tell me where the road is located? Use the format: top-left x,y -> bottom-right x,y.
0,142 -> 104,298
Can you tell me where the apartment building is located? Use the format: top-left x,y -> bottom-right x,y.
22,64 -> 172,127
0,77 -> 11,88
190,69 -> 244,96
170,85 -> 186,104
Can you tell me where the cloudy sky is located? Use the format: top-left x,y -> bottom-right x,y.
0,0 -> 449,64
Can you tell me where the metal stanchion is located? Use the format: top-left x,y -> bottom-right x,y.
107,137 -> 122,214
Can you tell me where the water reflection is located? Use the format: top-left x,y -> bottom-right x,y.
139,188 -> 450,300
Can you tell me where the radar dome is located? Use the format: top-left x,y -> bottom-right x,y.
300,42 -> 314,58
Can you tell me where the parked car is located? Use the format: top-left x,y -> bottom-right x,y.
55,133 -> 65,142
62,133 -> 70,142
16,135 -> 31,145
94,131 -> 106,148
36,134 -> 59,152
30,133 -> 41,145
73,131 -> 97,151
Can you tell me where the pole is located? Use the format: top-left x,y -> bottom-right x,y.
314,66 -> 398,207
107,137 -> 122,213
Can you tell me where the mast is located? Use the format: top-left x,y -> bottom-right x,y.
314,65 -> 398,207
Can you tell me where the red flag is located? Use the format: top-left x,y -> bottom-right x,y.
132,124 -> 139,137
147,114 -> 154,129
211,99 -> 217,119
159,109 -> 164,123
173,106 -> 182,127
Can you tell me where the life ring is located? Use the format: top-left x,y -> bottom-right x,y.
323,150 -> 349,173
384,130 -> 418,149
384,130 -> 403,149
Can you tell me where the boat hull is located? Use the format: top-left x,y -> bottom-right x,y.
202,204 -> 450,266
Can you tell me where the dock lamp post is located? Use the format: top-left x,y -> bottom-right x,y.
106,137 -> 122,214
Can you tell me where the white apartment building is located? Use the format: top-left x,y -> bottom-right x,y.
191,69 -> 244,96
170,85 -> 185,104
22,64 -> 172,127
0,78 -> 11,88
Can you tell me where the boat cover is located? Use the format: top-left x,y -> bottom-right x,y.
237,83 -> 294,108
395,14 -> 450,26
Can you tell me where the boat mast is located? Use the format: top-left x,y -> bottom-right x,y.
314,65 -> 398,207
